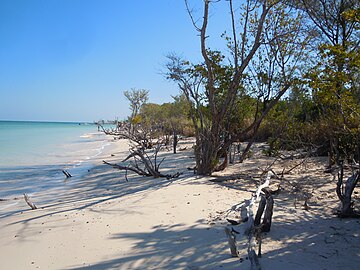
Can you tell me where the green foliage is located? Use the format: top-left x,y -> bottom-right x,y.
139,94 -> 194,138
261,1 -> 360,161
306,40 -> 360,159
131,114 -> 142,125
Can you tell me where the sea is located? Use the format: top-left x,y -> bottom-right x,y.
0,121 -> 113,203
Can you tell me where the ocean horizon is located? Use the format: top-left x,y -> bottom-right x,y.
0,120 -> 113,200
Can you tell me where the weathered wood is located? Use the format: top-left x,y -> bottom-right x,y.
255,172 -> 272,199
337,170 -> 360,217
62,170 -> 72,178
248,249 -> 261,270
226,219 -> 240,225
104,148 -> 182,180
23,194 -> 37,210
342,173 -> 359,214
127,149 -> 162,178
257,230 -> 262,258
240,202 -> 249,223
336,165 -> 360,217
225,171 -> 275,269
254,195 -> 266,226
262,193 -> 274,232
103,160 -> 150,176
224,227 -> 238,257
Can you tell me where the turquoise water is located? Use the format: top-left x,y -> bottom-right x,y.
0,121 -> 112,199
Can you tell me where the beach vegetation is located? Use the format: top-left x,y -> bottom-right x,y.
124,88 -> 149,135
166,0 -> 308,175
113,0 -> 360,218
261,0 -> 360,163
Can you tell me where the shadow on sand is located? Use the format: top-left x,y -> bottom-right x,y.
67,221 -> 239,270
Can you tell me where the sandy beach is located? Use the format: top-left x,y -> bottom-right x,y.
0,138 -> 359,269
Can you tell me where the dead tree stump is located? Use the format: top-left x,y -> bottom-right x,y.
336,166 -> 360,218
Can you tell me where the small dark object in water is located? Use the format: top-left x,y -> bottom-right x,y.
62,170 -> 72,178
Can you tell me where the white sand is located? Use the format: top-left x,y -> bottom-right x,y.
0,139 -> 359,269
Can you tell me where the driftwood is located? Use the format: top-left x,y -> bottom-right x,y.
23,193 -> 37,210
62,170 -> 72,178
101,124 -> 183,180
262,194 -> 274,232
103,146 -> 181,180
103,160 -> 150,177
247,198 -> 261,270
225,227 -> 238,257
225,171 -> 275,269
254,195 -> 266,226
336,165 -> 360,218
254,188 -> 274,232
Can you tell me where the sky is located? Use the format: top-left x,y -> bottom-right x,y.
0,0 -> 230,122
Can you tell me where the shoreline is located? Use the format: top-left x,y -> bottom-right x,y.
0,139 -> 359,269
0,136 -> 128,213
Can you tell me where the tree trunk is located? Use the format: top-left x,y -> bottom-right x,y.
173,131 -> 178,154
342,174 -> 359,217
336,167 -> 360,217
195,132 -> 220,175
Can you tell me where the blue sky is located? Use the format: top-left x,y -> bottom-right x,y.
0,0 -> 230,122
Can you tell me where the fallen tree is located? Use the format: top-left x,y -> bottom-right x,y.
225,171 -> 275,269
103,144 -> 181,180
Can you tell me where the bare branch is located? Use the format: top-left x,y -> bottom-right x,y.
185,0 -> 201,32
24,194 -> 37,210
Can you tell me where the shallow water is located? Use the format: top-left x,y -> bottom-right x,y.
0,121 -> 113,200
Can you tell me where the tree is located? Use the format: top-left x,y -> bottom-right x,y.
123,88 -> 149,134
140,94 -> 193,153
166,0 -> 309,175
293,0 -> 360,164
238,2 -> 310,160
123,88 -> 149,121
